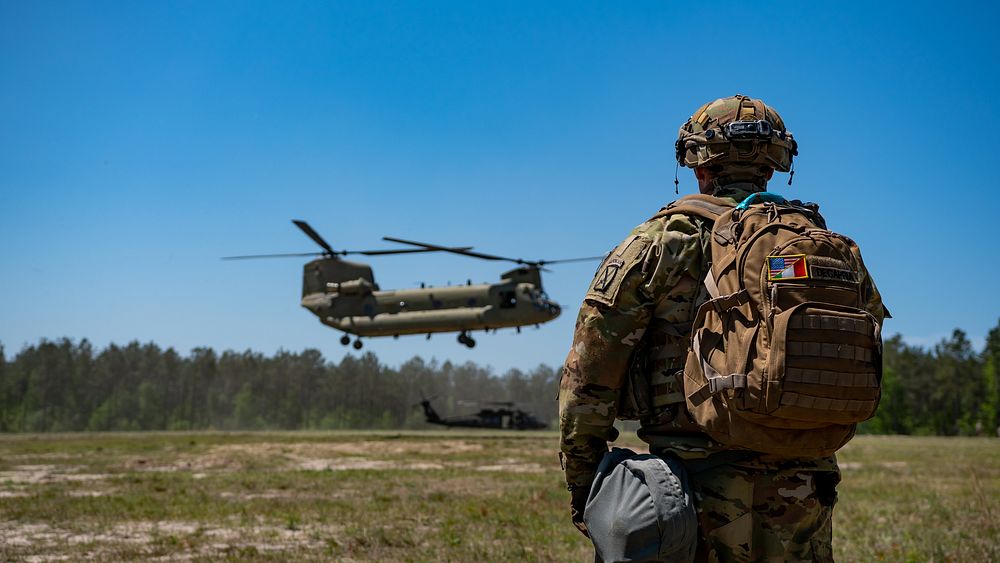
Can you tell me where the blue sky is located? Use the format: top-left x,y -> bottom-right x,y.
2,1 -> 997,371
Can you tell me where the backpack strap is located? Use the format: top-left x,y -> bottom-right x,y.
650,194 -> 734,223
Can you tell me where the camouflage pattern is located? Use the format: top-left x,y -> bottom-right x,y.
560,183 -> 757,491
692,460 -> 839,562
676,94 -> 798,183
560,180 -> 884,558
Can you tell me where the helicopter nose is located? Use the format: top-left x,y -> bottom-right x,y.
548,303 -> 561,318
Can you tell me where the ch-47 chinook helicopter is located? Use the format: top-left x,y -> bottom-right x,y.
418,397 -> 547,430
223,221 -> 602,349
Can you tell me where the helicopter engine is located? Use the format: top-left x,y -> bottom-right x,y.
302,258 -> 378,297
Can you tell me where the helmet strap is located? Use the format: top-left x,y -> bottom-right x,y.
674,162 -> 679,194
787,162 -> 795,186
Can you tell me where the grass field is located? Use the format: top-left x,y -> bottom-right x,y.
0,432 -> 997,562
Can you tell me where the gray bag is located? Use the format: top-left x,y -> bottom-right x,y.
583,448 -> 696,563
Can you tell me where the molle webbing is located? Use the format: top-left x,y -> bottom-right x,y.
785,368 -> 878,388
651,382 -> 685,408
789,314 -> 873,336
647,319 -> 692,408
780,393 -> 878,413
787,342 -> 875,363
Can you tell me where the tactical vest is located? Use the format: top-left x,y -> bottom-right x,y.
625,193 -> 883,457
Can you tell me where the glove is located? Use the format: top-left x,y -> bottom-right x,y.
570,485 -> 590,538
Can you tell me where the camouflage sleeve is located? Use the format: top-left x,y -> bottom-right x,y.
558,214 -> 705,491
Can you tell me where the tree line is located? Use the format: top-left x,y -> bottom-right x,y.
1,321 -> 998,435
0,341 -> 559,432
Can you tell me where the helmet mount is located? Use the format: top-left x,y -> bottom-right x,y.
676,95 -> 797,189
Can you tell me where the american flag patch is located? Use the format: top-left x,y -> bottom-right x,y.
768,255 -> 809,280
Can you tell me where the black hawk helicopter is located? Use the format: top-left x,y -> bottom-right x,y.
418,397 -> 547,430
224,221 -> 602,349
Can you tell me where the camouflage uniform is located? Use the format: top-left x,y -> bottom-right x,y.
559,183 -> 884,561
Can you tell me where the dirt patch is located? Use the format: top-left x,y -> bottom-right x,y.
208,439 -> 482,459
476,458 -> 545,473
144,440 -> 483,475
839,461 -> 909,471
6,452 -> 79,462
235,488 -> 360,501
0,465 -> 109,485
298,457 -> 445,471
0,520 -> 337,556
114,440 -> 483,475
126,458 -> 197,472
65,490 -> 113,497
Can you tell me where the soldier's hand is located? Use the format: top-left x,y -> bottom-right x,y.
570,486 -> 590,538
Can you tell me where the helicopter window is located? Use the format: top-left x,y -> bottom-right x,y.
499,290 -> 517,309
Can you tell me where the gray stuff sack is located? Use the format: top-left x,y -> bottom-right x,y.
583,447 -> 696,563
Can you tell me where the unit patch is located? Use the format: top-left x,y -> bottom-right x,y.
767,254 -> 809,281
593,258 -> 625,292
584,235 -> 652,307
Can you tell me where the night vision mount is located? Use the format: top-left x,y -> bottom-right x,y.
724,119 -> 772,139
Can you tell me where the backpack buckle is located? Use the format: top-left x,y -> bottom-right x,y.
710,290 -> 749,313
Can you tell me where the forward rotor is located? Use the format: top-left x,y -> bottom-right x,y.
382,236 -> 604,268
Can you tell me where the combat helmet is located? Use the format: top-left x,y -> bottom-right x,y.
675,94 -> 797,185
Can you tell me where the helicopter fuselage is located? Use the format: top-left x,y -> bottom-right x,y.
299,258 -> 561,338
418,399 -> 547,430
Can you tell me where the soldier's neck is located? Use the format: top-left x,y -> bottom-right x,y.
710,182 -> 767,203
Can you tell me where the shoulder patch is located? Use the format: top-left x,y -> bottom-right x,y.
585,235 -> 652,307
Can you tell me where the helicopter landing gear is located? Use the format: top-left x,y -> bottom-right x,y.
340,335 -> 351,346
457,332 -> 476,348
352,339 -> 363,350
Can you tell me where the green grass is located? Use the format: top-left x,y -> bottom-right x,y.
0,432 -> 997,561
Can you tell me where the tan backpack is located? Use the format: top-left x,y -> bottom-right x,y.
657,193 -> 882,457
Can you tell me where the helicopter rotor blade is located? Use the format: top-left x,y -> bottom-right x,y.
221,252 -> 325,260
292,221 -> 473,257
384,237 -> 604,268
383,237 -> 527,264
414,391 -> 440,407
292,220 -> 336,255
354,246 -> 473,256
537,255 -> 606,266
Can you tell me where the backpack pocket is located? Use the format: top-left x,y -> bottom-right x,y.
767,302 -> 881,424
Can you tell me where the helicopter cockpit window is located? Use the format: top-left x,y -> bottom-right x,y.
529,288 -> 550,303
499,290 -> 517,309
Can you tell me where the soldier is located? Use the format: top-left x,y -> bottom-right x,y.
559,94 -> 886,561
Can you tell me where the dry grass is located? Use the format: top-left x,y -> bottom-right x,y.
834,436 -> 1000,562
0,431 -> 996,561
